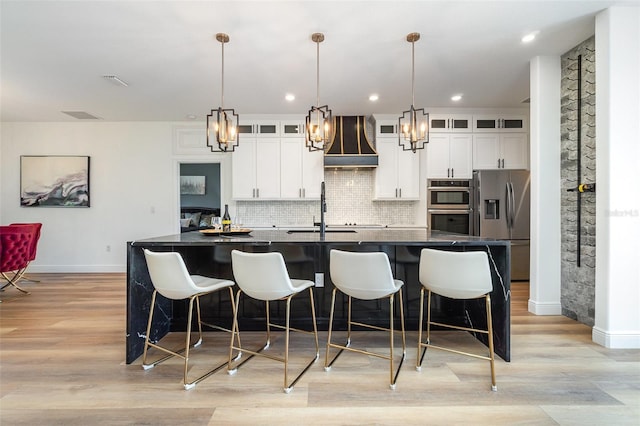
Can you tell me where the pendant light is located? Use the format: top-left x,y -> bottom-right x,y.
306,32 -> 333,152
206,33 -> 239,153
398,32 -> 429,153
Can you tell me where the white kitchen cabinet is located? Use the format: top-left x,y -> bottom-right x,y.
473,133 -> 528,170
427,134 -> 473,179
473,115 -> 527,132
374,137 -> 420,200
280,120 -> 305,138
375,120 -> 398,138
255,121 -> 280,137
232,136 -> 281,199
429,114 -> 472,133
280,137 -> 324,199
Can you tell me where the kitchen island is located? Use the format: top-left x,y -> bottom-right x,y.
126,229 -> 511,363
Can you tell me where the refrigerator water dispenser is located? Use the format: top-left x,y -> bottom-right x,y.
485,199 -> 499,219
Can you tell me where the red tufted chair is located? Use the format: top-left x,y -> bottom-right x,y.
0,225 -> 35,296
9,223 -> 42,282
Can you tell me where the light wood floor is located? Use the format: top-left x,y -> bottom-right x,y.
1,274 -> 638,425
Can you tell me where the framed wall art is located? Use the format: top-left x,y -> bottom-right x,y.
20,155 -> 90,207
180,175 -> 206,195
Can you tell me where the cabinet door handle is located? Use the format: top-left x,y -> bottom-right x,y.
399,188 -> 402,198
451,168 -> 454,178
502,159 -> 505,168
395,188 -> 398,198
256,188 -> 260,198
498,159 -> 501,168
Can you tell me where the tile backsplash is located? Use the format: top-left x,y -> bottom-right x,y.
237,169 -> 417,227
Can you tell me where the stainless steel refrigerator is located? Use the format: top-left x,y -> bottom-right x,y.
472,170 -> 530,281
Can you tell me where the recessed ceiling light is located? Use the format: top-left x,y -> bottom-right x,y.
285,93 -> 295,101
186,114 -> 197,120
451,94 -> 462,102
369,94 -> 379,101
521,31 -> 539,43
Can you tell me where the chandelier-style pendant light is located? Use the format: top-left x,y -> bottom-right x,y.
398,32 -> 429,153
206,33 -> 239,153
306,32 -> 333,152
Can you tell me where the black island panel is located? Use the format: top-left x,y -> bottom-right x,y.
126,229 -> 511,363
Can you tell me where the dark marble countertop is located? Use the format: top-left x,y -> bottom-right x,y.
131,229 -> 508,247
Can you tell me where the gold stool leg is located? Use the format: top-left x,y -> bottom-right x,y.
182,296 -> 197,389
324,288 -> 338,370
486,294 -> 497,391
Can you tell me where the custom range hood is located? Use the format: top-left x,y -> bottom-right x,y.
324,115 -> 378,168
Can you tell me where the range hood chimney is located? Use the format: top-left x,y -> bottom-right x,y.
324,115 -> 378,168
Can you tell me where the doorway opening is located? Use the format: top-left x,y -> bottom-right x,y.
179,163 -> 221,231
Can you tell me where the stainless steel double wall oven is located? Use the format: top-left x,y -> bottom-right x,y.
427,179 -> 474,235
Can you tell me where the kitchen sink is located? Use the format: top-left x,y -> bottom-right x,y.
286,229 -> 357,234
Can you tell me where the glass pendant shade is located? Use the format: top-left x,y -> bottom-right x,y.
306,32 -> 333,152
398,32 -> 429,153
206,33 -> 240,153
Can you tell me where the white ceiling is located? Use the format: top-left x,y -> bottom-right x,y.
1,0 -> 634,122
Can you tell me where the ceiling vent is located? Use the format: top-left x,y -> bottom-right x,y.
61,111 -> 101,120
102,75 -> 129,87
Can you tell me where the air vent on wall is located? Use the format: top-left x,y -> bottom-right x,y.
61,111 -> 101,120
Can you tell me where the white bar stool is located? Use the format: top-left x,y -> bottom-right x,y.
228,250 -> 319,393
142,249 -> 237,390
325,249 -> 406,389
417,248 -> 497,391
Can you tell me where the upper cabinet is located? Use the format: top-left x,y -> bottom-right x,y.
427,134 -> 473,179
232,127 -> 281,200
473,133 -> 528,170
429,114 -> 473,133
374,137 -> 420,200
280,121 -> 323,199
232,120 -> 324,200
376,120 -> 398,138
473,115 -> 528,132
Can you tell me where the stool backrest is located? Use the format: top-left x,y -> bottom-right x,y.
143,249 -> 201,300
231,250 -> 294,301
0,225 -> 33,273
330,249 -> 397,300
419,249 -> 493,299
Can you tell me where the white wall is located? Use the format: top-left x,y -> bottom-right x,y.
1,122 -> 181,272
593,6 -> 640,348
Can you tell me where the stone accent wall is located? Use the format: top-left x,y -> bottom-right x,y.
560,36 -> 596,326
237,169 -> 416,227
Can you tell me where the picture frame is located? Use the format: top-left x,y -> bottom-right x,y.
180,175 -> 206,195
20,155 -> 90,207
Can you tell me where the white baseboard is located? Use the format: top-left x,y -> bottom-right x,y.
528,299 -> 562,315
27,265 -> 126,273
592,326 -> 640,349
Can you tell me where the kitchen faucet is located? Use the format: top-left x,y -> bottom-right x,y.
320,181 -> 326,238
